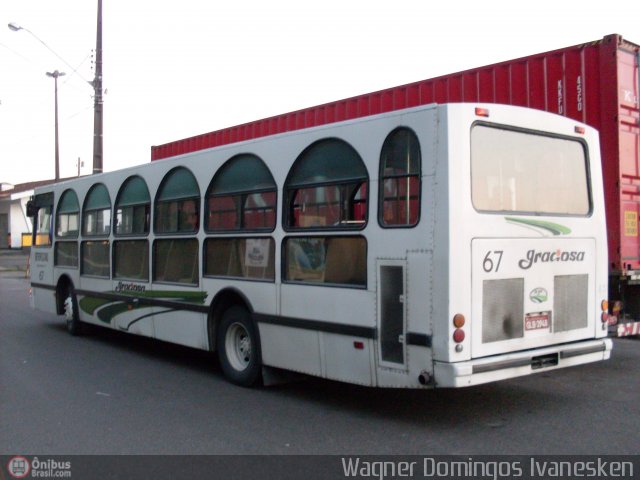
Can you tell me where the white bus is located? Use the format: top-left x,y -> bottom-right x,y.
28,103 -> 612,388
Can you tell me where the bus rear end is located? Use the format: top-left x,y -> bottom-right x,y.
434,104 -> 611,387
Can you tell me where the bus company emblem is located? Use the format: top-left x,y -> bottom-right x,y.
519,249 -> 586,270
529,287 -> 548,304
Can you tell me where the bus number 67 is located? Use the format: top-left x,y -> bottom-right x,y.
483,250 -> 504,273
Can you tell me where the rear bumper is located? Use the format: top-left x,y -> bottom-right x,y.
433,338 -> 612,388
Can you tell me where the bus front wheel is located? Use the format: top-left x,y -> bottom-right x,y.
64,287 -> 83,336
217,306 -> 262,387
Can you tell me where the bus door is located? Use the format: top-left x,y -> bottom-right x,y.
29,193 -> 55,312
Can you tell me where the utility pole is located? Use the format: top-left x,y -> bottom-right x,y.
46,70 -> 66,182
92,0 -> 103,175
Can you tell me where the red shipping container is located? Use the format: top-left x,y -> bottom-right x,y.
151,34 -> 640,274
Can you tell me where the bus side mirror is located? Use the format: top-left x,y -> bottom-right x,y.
26,200 -> 38,218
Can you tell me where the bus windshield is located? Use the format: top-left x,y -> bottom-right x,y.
471,125 -> 590,215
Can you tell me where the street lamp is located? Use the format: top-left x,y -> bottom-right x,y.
8,10 -> 104,176
46,70 -> 66,182
8,23 -> 79,75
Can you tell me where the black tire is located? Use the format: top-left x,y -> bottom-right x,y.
216,306 -> 262,387
63,286 -> 84,336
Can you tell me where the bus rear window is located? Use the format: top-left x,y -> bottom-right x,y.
471,125 -> 590,215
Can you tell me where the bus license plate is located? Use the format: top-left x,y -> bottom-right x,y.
525,312 -> 550,331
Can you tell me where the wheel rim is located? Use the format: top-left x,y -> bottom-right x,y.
225,322 -> 252,372
64,295 -> 74,323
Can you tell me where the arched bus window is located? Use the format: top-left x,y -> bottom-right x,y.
115,176 -> 150,235
204,154 -> 276,281
153,167 -> 199,285
378,128 -> 421,227
205,154 -> 276,232
81,184 -> 111,278
284,138 -> 368,230
54,189 -> 79,268
154,167 -> 200,234
113,176 -> 151,281
82,183 -> 111,236
56,189 -> 80,238
283,139 -> 368,288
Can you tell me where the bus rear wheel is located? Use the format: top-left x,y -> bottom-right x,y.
217,306 -> 262,387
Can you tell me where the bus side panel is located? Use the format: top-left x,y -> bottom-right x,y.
32,286 -> 57,314
259,324 -> 323,377
322,333 -> 375,386
276,284 -> 375,383
153,309 -> 208,350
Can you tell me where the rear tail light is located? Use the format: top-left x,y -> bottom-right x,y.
600,299 -> 609,323
453,314 -> 465,328
475,107 -> 490,117
575,126 -> 586,134
453,329 -> 465,343
453,313 -> 466,351
600,299 -> 610,329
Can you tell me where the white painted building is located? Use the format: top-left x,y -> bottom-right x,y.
0,180 -> 61,248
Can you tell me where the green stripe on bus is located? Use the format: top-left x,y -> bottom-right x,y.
505,217 -> 571,236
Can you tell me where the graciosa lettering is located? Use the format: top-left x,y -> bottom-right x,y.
518,249 -> 585,270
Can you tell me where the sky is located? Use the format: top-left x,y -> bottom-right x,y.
0,0 -> 638,185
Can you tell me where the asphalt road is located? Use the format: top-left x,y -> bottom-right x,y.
1,274 -> 639,455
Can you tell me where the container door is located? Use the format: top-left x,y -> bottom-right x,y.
617,45 -> 640,271
377,261 -> 406,369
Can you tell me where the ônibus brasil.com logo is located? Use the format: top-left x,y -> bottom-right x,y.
7,457 -> 30,478
518,249 -> 586,270
6,456 -> 71,478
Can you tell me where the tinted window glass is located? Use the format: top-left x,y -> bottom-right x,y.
114,240 -> 149,280
153,239 -> 198,285
206,154 -> 276,231
115,176 -> 151,235
155,168 -> 200,234
83,184 -> 111,236
471,125 -> 590,215
379,128 -> 421,227
82,240 -> 110,277
205,237 -> 275,280
56,190 -> 79,238
284,236 -> 366,287
285,139 -> 368,230
55,241 -> 78,267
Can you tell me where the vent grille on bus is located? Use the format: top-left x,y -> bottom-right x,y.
482,278 -> 524,343
553,274 -> 588,332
